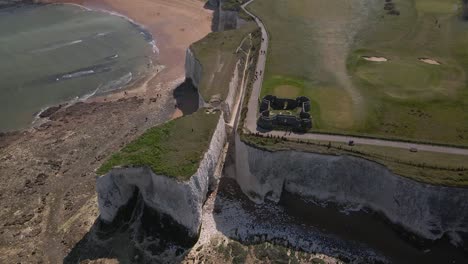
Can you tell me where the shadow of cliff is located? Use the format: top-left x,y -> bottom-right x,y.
172,78 -> 199,116
210,176 -> 468,264
64,190 -> 141,264
213,132 -> 468,261
203,0 -> 220,32
63,219 -> 138,264
64,189 -> 197,264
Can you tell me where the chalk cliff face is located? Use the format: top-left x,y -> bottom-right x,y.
221,61 -> 240,121
185,46 -> 241,121
97,115 -> 226,236
185,48 -> 205,108
208,0 -> 247,32
217,6 -> 240,31
234,137 -> 468,243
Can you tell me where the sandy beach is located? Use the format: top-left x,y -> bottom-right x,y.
0,1 -> 212,263
44,0 -> 213,92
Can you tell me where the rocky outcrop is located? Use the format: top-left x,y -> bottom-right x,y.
97,115 -> 226,236
234,136 -> 468,244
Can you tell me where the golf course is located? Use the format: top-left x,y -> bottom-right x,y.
248,0 -> 468,146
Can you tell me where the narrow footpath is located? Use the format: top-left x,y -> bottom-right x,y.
240,0 -> 468,156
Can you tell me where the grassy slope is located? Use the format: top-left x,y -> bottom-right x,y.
248,0 -> 371,130
242,134 -> 468,187
248,0 -> 468,146
191,22 -> 258,102
348,0 -> 468,146
97,109 -> 220,180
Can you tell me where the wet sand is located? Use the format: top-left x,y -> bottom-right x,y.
45,0 -> 212,83
0,1 -> 212,263
38,0 -> 212,115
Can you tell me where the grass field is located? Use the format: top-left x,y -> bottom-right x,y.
242,133 -> 468,187
97,109 -> 220,180
248,0 -> 468,146
191,22 -> 258,102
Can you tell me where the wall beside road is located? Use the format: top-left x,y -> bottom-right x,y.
234,136 -> 468,245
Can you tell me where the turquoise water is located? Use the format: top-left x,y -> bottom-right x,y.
0,4 -> 154,132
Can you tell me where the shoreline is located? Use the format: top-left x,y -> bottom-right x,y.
0,1 -> 160,133
0,0 -> 212,133
0,1 -> 213,263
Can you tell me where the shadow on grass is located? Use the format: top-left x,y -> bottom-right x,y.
172,78 -> 200,116
203,0 -> 220,32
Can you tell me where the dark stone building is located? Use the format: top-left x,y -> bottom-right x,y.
257,95 -> 312,131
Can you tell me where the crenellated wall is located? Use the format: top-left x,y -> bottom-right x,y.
234,136 -> 468,244
97,115 -> 227,236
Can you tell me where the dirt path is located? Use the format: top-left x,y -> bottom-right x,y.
242,0 -> 268,132
229,33 -> 253,129
241,0 -> 468,156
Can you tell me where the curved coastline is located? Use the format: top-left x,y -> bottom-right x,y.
0,1 -> 159,133
0,1 -> 215,263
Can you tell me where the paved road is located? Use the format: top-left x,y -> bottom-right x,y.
242,0 -> 268,133
241,1 -> 468,156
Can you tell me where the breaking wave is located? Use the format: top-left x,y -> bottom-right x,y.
61,70 -> 95,80
95,31 -> 111,38
62,3 -> 159,55
97,72 -> 133,94
31,39 -> 83,54
149,40 -> 159,54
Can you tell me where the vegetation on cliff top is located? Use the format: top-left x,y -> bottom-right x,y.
191,21 -> 258,101
241,133 -> 468,187
248,0 -> 468,147
97,109 -> 220,180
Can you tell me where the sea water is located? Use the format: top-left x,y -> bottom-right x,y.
0,4 -> 154,132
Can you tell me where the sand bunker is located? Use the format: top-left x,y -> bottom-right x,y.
362,56 -> 388,62
419,58 -> 441,65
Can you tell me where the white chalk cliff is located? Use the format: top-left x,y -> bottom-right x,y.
186,45 -> 241,121
221,60 -> 240,121
97,115 -> 226,236
234,136 -> 468,242
185,48 -> 206,108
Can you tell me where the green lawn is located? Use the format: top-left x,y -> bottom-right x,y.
191,22 -> 258,102
242,134 -> 468,187
248,0 -> 468,146
97,109 -> 221,180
